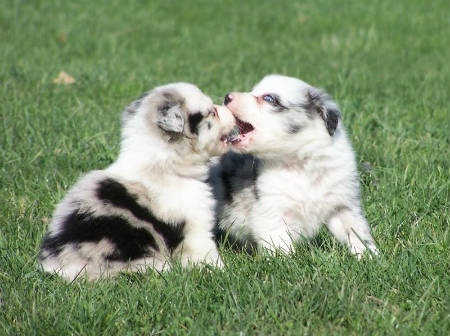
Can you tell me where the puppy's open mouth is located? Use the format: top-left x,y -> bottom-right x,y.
221,117 -> 255,145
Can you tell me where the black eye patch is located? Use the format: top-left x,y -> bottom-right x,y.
263,94 -> 287,112
188,112 -> 204,135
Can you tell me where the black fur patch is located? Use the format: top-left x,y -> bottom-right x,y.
188,112 -> 203,135
301,89 -> 323,119
208,152 -> 261,249
40,212 -> 157,262
96,178 -> 185,251
325,108 -> 339,136
209,152 -> 260,204
303,88 -> 340,136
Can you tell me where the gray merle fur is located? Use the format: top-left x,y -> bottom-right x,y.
302,88 -> 341,136
208,152 -> 260,253
40,212 -> 158,262
96,178 -> 185,251
40,177 -> 185,265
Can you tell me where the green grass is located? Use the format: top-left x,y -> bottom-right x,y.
1,0 -> 449,334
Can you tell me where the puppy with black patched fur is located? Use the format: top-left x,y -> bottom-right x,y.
211,75 -> 379,258
40,83 -> 236,281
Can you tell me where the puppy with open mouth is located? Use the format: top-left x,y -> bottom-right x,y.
211,74 -> 379,258
40,83 -> 236,281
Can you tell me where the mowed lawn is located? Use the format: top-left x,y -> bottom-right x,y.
1,0 -> 449,334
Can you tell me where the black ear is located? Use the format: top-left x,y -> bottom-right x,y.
305,88 -> 341,136
323,106 -> 339,136
156,97 -> 185,134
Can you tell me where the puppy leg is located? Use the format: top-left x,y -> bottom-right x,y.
326,208 -> 379,258
248,207 -> 298,253
176,230 -> 223,268
257,229 -> 296,254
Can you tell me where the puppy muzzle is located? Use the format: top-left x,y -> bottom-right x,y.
215,105 -> 236,133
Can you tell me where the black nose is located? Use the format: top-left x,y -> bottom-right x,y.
224,93 -> 233,105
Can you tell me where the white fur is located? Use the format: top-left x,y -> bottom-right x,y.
40,83 -> 235,281
218,75 -> 379,257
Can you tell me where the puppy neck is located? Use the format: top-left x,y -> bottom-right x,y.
108,135 -> 210,182
259,126 -> 346,169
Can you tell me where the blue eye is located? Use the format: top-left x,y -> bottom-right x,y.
263,95 -> 275,104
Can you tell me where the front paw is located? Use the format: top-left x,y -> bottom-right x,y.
351,242 -> 379,260
258,235 -> 295,255
181,254 -> 223,268
179,246 -> 223,268
203,252 -> 224,269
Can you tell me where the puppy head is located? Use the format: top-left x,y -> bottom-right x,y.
122,83 -> 235,159
223,74 -> 341,158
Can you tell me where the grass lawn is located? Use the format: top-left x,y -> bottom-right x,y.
1,0 -> 449,334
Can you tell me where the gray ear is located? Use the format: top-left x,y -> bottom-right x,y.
305,88 -> 341,136
156,101 -> 185,133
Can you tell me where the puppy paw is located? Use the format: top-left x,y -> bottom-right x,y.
203,253 -> 224,269
177,242 -> 223,268
258,235 -> 295,255
352,243 -> 379,260
180,253 -> 223,268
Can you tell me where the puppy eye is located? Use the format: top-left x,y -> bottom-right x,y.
262,95 -> 276,104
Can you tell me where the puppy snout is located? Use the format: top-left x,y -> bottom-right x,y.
215,105 -> 235,130
224,93 -> 233,105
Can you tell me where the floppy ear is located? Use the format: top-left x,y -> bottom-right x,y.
156,100 -> 185,133
321,104 -> 339,136
305,88 -> 341,136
